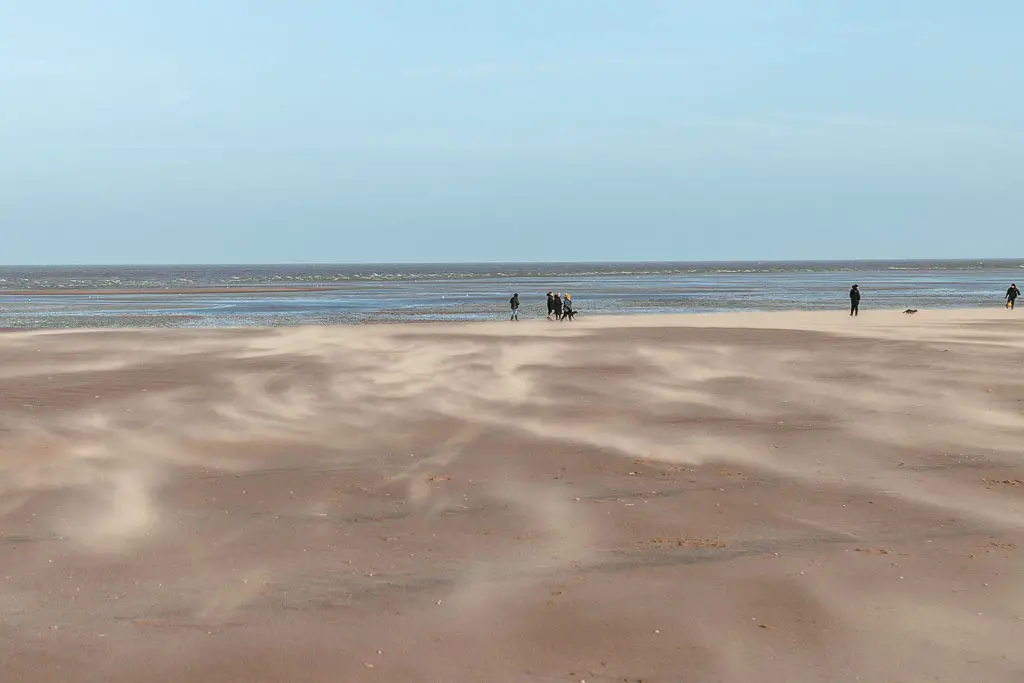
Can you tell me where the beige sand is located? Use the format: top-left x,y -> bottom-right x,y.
2,309 -> 1023,682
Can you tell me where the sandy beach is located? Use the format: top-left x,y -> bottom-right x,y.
2,309 -> 1023,682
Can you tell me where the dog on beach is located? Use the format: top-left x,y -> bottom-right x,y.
562,308 -> 577,320
903,309 -> 918,315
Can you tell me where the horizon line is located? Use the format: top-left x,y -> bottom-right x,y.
0,257 -> 1021,268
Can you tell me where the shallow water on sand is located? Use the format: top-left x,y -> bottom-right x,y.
0,259 -> 1020,328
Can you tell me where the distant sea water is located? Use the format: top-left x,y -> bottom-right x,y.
0,260 -> 1021,329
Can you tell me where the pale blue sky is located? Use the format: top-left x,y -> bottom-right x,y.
2,1 -> 1022,264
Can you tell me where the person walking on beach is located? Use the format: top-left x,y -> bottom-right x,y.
509,293 -> 520,321
546,291 -> 555,320
1006,283 -> 1020,310
849,284 -> 861,317
553,292 -> 563,320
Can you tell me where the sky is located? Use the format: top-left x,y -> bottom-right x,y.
2,1 -> 1022,265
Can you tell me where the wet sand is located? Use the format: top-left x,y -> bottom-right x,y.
2,309 -> 1023,682
0,286 -> 345,296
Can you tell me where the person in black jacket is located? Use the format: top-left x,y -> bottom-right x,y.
553,292 -> 563,320
546,292 -> 555,320
849,284 -> 861,317
1006,283 -> 1020,310
509,293 -> 520,321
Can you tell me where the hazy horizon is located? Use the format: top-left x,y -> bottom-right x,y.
2,255 -> 1024,270
1,257 -> 1022,270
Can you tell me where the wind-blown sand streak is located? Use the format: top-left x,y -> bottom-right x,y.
1,310 -> 1023,682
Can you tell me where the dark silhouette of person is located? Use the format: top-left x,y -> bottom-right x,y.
546,291 -> 555,320
553,292 -> 563,320
509,293 -> 520,321
1007,283 -> 1020,310
849,284 -> 861,316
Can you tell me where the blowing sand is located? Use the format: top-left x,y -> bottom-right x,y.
2,309 -> 1023,682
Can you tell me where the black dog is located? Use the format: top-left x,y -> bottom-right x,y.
903,309 -> 918,315
562,308 -> 577,321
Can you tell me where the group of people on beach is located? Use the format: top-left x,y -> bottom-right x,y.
545,291 -> 574,320
512,283 -> 1021,322
849,282 -> 1020,316
508,291 -> 576,321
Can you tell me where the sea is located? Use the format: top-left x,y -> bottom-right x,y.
0,260 -> 1020,329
